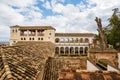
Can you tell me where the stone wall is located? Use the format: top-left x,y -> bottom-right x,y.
88,48 -> 118,67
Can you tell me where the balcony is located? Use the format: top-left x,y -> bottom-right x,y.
20,34 -> 44,36
20,34 -> 27,36
29,34 -> 36,36
55,43 -> 89,46
37,34 -> 44,36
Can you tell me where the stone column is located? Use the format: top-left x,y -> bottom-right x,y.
63,47 -> 65,54
68,47 -> 70,55
35,30 -> 38,36
27,30 -> 29,36
79,47 -> 81,55
59,47 -> 60,55
83,47 -> 85,55
78,47 -> 79,55
69,47 -> 70,55
20,30 -> 22,36
73,47 -> 75,54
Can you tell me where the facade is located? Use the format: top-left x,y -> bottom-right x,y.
10,25 -> 95,55
1,25 -> 118,80
55,33 -> 95,55
10,25 -> 56,45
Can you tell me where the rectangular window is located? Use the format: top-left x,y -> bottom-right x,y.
41,38 -> 43,40
38,38 -> 40,40
21,38 -> 23,40
49,33 -> 51,35
33,38 -> 34,40
29,38 -> 31,40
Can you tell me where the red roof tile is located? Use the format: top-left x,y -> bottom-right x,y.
10,25 -> 56,30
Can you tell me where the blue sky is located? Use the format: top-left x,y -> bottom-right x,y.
0,0 -> 120,41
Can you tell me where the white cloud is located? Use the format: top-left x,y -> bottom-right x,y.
48,3 -> 96,33
0,0 -> 42,39
0,3 -> 24,24
42,1 -> 52,9
48,0 -> 120,33
0,0 -> 37,8
1,0 -> 120,40
52,3 -> 64,13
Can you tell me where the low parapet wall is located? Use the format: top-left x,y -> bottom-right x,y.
87,59 -> 100,70
107,64 -> 119,71
88,48 -> 118,67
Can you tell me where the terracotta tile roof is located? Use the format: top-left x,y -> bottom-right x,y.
55,33 -> 95,37
0,42 -> 55,79
10,25 -> 56,30
16,41 -> 55,44
58,70 -> 120,80
42,57 -> 87,80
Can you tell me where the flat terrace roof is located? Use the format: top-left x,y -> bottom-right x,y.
55,33 -> 95,37
10,25 -> 56,30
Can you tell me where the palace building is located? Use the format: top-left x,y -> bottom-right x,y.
10,25 -> 95,55
0,25 -> 118,80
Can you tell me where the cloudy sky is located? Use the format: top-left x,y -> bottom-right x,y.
0,0 -> 120,40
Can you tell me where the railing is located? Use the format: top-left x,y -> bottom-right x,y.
21,34 -> 36,36
37,34 -> 44,36
55,43 -> 89,46
20,34 -> 44,36
29,34 -> 36,36
20,34 -> 27,36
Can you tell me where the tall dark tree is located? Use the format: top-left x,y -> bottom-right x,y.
105,8 -> 120,50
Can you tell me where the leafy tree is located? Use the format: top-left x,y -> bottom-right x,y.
105,8 -> 120,50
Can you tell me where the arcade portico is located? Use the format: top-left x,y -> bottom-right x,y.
10,25 -> 95,55
55,33 -> 94,55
